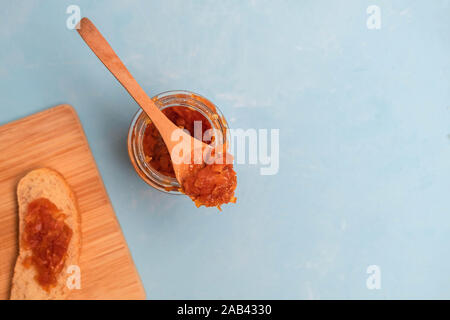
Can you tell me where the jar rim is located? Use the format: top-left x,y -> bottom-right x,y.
127,90 -> 230,194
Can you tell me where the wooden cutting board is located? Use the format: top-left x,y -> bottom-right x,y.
0,105 -> 146,299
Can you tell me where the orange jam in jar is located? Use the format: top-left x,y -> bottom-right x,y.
22,198 -> 72,291
142,106 -> 213,178
128,90 -> 231,194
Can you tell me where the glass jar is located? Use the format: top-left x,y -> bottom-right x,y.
127,90 -> 230,194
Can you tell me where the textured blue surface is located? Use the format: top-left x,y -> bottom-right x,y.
1,0 -> 450,299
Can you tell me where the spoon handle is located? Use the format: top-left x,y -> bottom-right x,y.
76,17 -> 178,149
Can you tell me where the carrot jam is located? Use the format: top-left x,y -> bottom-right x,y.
181,151 -> 237,209
22,198 -> 72,291
142,106 -> 212,177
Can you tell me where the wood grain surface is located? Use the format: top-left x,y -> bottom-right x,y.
0,105 -> 146,299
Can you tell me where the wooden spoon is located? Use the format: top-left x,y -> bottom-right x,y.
76,17 -> 212,184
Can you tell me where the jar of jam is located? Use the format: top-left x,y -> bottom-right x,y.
127,90 -> 230,194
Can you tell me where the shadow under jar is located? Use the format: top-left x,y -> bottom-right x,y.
127,90 -> 230,194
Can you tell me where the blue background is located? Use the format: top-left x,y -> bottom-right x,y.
1,0 -> 449,299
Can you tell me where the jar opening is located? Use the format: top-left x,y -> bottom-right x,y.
140,105 -> 214,179
127,90 -> 229,194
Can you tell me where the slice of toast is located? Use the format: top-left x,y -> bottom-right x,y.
10,168 -> 81,300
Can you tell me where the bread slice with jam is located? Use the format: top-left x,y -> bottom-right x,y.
10,168 -> 81,300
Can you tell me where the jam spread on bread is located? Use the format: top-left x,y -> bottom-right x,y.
181,151 -> 237,209
142,106 -> 212,177
22,198 -> 72,291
